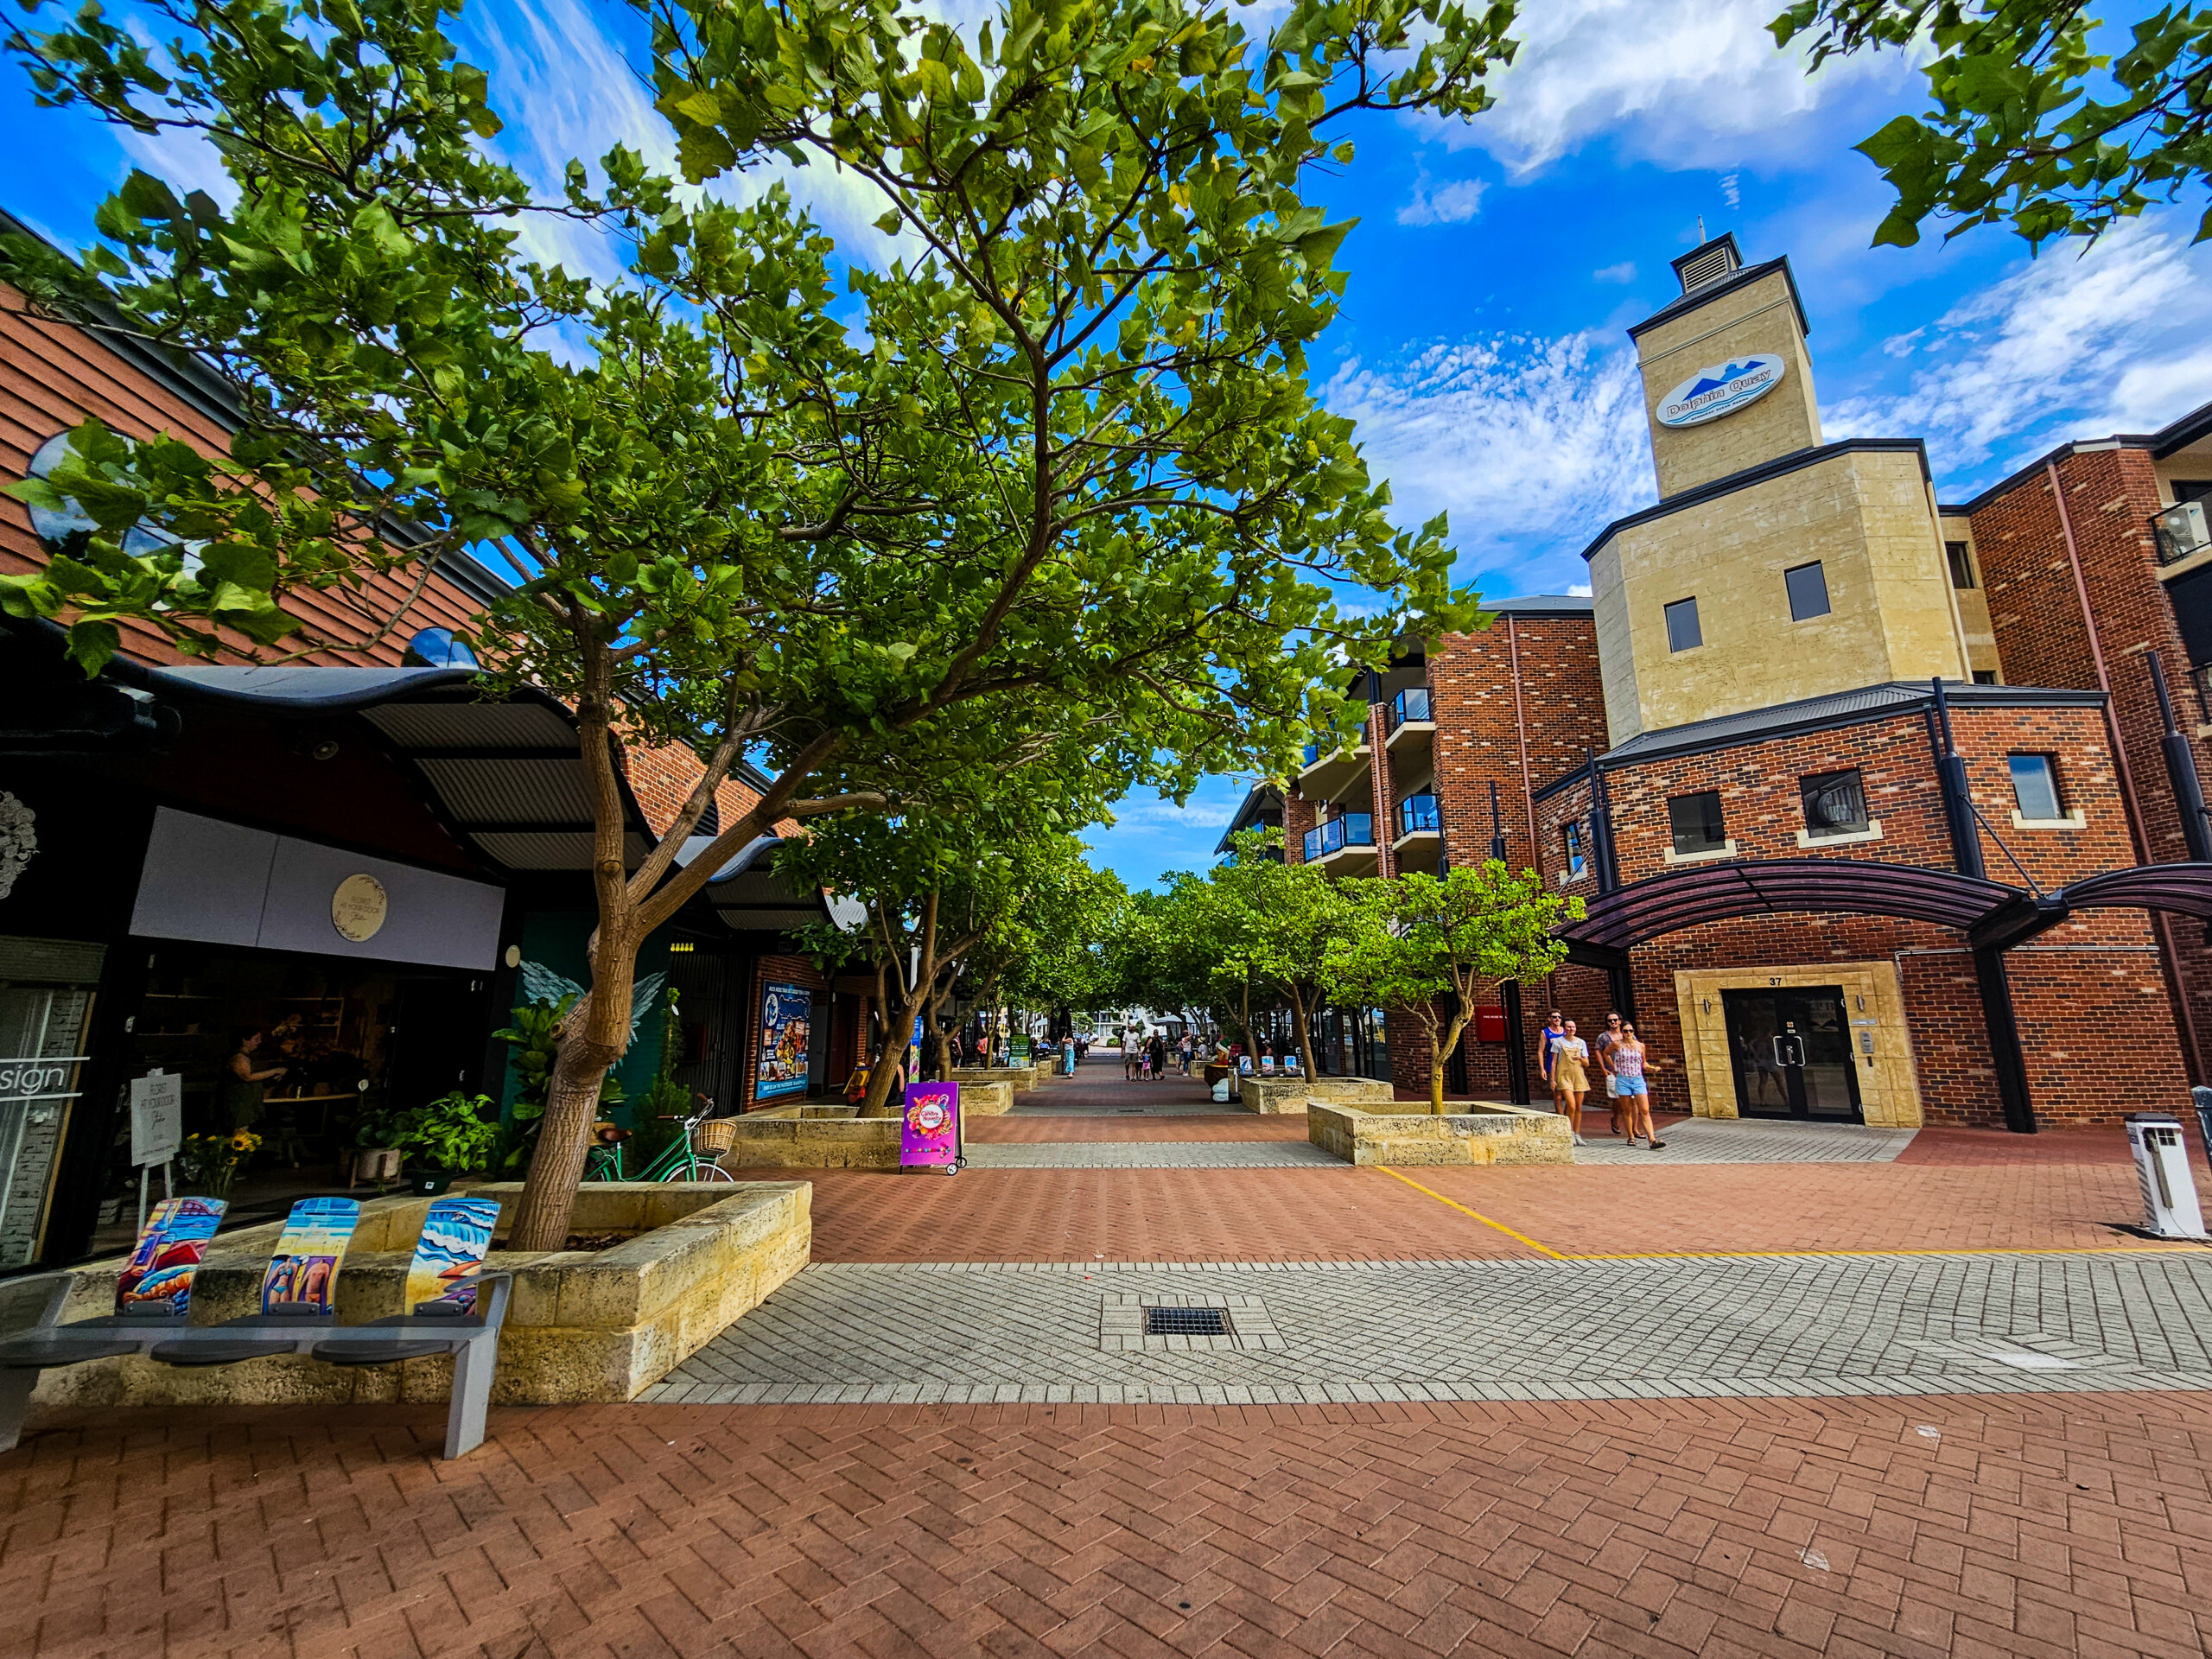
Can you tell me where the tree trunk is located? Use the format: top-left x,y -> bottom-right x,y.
1290,994 -> 1317,1084
1433,1011 -> 1471,1116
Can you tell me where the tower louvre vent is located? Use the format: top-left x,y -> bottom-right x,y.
1673,235 -> 1742,296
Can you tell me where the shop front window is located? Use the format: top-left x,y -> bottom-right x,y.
0,940 -> 103,1270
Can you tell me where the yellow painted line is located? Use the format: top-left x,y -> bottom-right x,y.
1375,1166 -> 1566,1259
1370,1166 -> 2210,1263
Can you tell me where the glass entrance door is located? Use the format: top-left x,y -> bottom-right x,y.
1722,987 -> 1862,1122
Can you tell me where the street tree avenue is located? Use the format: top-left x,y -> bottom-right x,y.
1,0 -> 1515,1246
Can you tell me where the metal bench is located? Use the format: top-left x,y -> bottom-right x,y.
0,1270 -> 512,1459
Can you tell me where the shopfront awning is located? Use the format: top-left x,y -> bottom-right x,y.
675,835 -> 862,933
135,662 -> 660,873
112,659 -> 855,935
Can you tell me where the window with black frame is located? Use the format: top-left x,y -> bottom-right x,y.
1668,791 -> 1726,855
1799,769 -> 1869,839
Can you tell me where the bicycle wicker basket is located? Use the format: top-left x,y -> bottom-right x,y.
692,1117 -> 740,1155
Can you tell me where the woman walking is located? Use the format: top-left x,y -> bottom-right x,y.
1550,1019 -> 1591,1147
1611,1022 -> 1665,1150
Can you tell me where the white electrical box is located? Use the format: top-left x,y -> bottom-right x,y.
2126,1113 -> 2208,1240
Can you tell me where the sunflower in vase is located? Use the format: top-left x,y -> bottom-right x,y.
175,1129 -> 261,1199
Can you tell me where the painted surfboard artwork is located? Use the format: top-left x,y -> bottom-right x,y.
258,1196 -> 361,1315
113,1196 -> 227,1316
404,1197 -> 500,1314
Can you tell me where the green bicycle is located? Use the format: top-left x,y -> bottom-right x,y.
584,1108 -> 736,1182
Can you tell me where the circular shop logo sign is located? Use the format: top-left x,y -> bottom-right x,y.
912,1100 -> 948,1134
1656,353 -> 1787,429
331,873 -> 390,942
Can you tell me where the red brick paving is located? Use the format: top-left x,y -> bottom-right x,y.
1369,1161 -> 2209,1258
807,1158 -> 2212,1263
968,1117 -> 1306,1144
5,1393 -> 2209,1657
808,1167 -> 1533,1262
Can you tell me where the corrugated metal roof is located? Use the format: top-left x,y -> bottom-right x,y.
413,758 -> 597,823
361,702 -> 576,750
469,830 -> 651,870
1599,681 -> 2107,766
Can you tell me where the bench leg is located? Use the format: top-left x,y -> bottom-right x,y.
443,1333 -> 496,1459
0,1369 -> 40,1454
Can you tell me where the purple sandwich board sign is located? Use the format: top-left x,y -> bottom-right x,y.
899,1081 -> 962,1173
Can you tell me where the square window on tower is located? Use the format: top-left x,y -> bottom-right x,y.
1663,596 -> 1702,652
1784,560 -> 1831,620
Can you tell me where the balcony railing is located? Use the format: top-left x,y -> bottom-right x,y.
1387,687 -> 1433,731
1303,813 -> 1376,860
2154,499 -> 2211,565
1395,793 -> 1440,837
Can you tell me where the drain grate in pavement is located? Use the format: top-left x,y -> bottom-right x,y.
1099,1294 -> 1285,1353
1145,1306 -> 1231,1338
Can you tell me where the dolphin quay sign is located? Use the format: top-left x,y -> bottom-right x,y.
1656,353 -> 1787,429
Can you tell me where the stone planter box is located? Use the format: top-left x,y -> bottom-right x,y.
1242,1075 -> 1394,1116
945,1065 -> 1044,1095
23,1181 -> 810,1408
1308,1102 -> 1572,1166
725,1114 -> 903,1168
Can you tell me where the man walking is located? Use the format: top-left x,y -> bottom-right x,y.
1592,1012 -> 1625,1136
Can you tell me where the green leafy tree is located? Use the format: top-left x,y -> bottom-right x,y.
789,739 -> 1115,1112
1330,862 -> 1576,1112
1772,0 -> 2212,245
2,0 -> 1507,1247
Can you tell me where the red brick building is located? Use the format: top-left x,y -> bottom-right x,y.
1264,234 -> 2212,1133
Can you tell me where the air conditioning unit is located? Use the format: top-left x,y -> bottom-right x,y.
2126,1113 -> 2207,1239
2152,499 -> 2209,564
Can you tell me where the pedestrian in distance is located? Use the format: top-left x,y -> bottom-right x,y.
1178,1033 -> 1194,1076
1611,1022 -> 1664,1150
1124,1031 -> 1141,1082
1550,1019 -> 1590,1147
1592,1011 -> 1626,1135
1147,1031 -> 1167,1081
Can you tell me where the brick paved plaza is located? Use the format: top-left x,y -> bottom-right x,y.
6,1055 -> 2212,1657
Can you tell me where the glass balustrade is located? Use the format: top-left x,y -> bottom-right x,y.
1388,688 -> 1433,730
1395,793 -> 1440,836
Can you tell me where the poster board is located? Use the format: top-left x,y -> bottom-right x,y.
899,1081 -> 961,1171
756,982 -> 813,1100
130,1070 -> 183,1167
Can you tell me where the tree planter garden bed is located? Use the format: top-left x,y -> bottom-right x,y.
1242,1076 -> 1394,1115
1307,1102 -> 1571,1166
16,1181 -> 810,1409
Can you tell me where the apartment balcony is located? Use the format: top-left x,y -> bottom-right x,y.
2154,499 -> 2212,569
1303,811 -> 1377,875
1392,791 -> 1442,858
1383,687 -> 1434,764
1298,731 -> 1372,803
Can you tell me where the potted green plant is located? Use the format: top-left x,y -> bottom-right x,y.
348,1101 -> 404,1186
388,1092 -> 501,1194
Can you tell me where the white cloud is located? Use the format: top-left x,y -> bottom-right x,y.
1397,175 -> 1488,226
1429,0 -> 1919,174
1593,261 -> 1637,284
461,0 -> 911,281
1720,172 -> 1742,210
1823,219 -> 2212,481
1325,331 -> 1654,559
1567,582 -> 1593,597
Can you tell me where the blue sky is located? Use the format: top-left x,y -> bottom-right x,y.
10,0 -> 2212,889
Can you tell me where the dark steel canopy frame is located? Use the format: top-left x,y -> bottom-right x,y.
1553,857 -> 2212,1135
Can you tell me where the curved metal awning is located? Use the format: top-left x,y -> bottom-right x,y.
2051,861 -> 2212,922
1560,858 -> 2026,950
